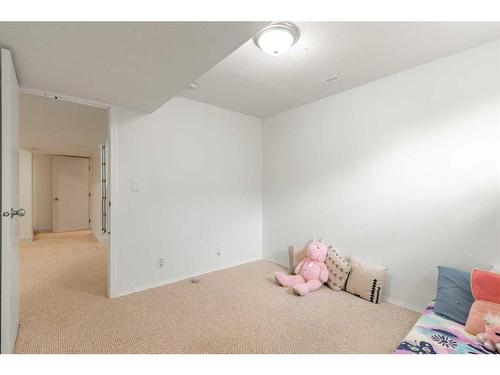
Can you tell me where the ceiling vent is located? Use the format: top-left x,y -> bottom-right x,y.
314,76 -> 339,88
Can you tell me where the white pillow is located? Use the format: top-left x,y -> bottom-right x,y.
345,256 -> 387,304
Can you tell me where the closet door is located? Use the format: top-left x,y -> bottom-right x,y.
52,156 -> 90,233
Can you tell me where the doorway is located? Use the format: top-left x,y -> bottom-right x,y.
18,93 -> 112,351
1,47 -> 115,354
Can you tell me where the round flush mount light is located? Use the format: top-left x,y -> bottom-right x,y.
254,22 -> 300,56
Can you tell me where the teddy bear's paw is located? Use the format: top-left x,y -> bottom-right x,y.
274,272 -> 287,286
293,284 -> 309,296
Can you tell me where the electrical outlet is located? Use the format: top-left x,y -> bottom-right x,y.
157,257 -> 165,269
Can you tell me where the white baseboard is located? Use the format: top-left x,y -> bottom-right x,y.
113,257 -> 263,299
263,257 -> 289,268
382,297 -> 424,313
33,228 -> 52,234
92,230 -> 110,245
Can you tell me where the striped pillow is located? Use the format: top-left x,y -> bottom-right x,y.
345,256 -> 387,304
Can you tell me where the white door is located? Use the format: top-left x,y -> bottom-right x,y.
1,49 -> 21,354
52,156 -> 90,233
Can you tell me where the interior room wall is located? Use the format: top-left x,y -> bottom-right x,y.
32,153 -> 53,232
113,97 -> 263,296
263,40 -> 500,311
18,148 -> 33,241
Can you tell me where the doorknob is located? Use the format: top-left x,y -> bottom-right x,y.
54,197 -> 59,201
11,208 -> 25,217
3,208 -> 25,218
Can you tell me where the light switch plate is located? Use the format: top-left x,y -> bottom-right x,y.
131,180 -> 140,192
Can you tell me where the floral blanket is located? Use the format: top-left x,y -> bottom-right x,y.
394,301 -> 496,354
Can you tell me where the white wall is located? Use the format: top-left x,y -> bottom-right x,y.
32,153 -> 53,232
18,148 -> 33,240
263,40 -> 500,311
113,97 -> 263,295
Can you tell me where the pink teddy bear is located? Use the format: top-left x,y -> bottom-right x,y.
477,313 -> 500,353
274,239 -> 329,296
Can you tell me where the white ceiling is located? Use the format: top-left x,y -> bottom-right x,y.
0,22 -> 267,112
180,22 -> 500,118
20,93 -> 108,157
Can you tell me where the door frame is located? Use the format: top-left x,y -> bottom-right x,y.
107,106 -> 118,298
18,87 -> 118,298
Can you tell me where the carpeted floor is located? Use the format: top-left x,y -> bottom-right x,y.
16,231 -> 419,354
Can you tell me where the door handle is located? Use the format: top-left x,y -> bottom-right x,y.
2,208 -> 25,218
11,208 -> 25,217
54,197 -> 59,201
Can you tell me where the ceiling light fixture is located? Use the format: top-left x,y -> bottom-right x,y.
254,22 -> 300,56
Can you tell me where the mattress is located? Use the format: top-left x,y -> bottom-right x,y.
393,301 -> 496,354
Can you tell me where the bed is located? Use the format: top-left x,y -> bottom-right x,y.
393,301 -> 496,354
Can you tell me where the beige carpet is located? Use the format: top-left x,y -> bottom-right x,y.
16,231 -> 419,354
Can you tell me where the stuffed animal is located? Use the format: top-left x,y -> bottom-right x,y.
476,313 -> 500,353
274,239 -> 328,296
